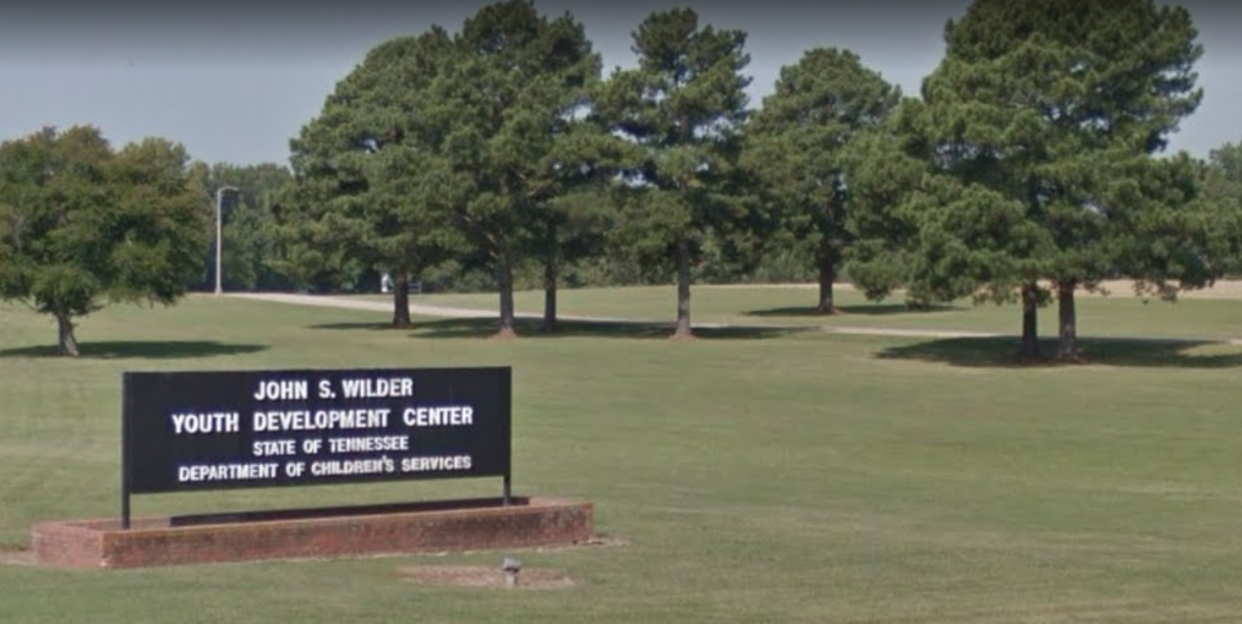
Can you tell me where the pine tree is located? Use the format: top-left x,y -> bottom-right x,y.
597,8 -> 751,337
747,48 -> 899,313
850,0 -> 1216,360
434,0 -> 603,337
285,30 -> 462,326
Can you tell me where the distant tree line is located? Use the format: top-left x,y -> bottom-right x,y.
2,0 -> 1241,358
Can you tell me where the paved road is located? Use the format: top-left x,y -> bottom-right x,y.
230,288 -> 1242,344
229,292 -> 643,323
227,292 -> 1002,339
232,292 -> 493,318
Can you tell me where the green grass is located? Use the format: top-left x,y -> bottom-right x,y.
367,284 -> 1242,341
3,292 -> 1242,623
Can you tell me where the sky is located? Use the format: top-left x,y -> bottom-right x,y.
0,0 -> 1238,166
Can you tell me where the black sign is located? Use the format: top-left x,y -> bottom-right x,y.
122,367 -> 510,496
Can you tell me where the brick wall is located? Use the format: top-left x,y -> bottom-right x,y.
32,497 -> 592,569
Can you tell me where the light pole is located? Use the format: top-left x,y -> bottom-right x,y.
214,186 -> 240,296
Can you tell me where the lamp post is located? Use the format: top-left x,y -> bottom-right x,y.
214,186 -> 240,296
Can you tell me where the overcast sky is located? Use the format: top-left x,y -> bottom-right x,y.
1,0 -> 1237,166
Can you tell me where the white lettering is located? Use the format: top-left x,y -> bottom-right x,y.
251,439 -> 297,457
309,456 -> 394,476
177,462 -> 279,482
169,412 -> 239,435
326,435 -> 409,454
401,405 -> 474,427
253,408 -> 390,432
340,377 -> 414,399
400,455 -> 473,472
253,379 -> 308,401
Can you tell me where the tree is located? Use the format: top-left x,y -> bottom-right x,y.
427,0 -> 602,337
535,186 -> 612,331
597,8 -> 751,338
1201,141 -> 1242,275
746,48 -> 900,313
284,30 -> 462,326
0,127 -> 208,355
532,92 -> 645,331
1204,141 -> 1242,207
840,103 -> 933,303
852,0 -> 1213,360
847,99 -> 1058,357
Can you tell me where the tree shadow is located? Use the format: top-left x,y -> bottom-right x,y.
746,303 -> 963,318
0,341 -> 268,360
312,317 -> 811,340
876,336 -> 1242,369
307,322 -> 404,331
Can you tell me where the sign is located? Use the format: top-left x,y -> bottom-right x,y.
121,367 -> 511,524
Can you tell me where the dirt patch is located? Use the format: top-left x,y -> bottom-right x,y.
489,327 -> 519,340
0,546 -> 35,567
705,280 -> 1242,300
393,536 -> 625,589
396,565 -> 576,590
701,283 -> 825,290
540,535 -> 628,551
1088,279 -> 1242,300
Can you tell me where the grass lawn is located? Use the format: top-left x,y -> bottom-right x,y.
2,291 -> 1242,623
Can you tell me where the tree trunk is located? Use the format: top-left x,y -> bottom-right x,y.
543,221 -> 558,333
817,255 -> 837,314
673,235 -> 693,338
497,260 -> 517,338
56,313 -> 80,357
392,269 -> 411,328
543,254 -> 558,333
1020,283 -> 1041,361
1057,281 -> 1079,361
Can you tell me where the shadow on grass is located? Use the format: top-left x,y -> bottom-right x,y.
311,317 -> 812,340
746,303 -> 962,318
0,341 -> 268,360
877,336 -> 1242,369
309,322 -> 404,331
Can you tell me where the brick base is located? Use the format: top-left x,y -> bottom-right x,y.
32,497 -> 592,569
